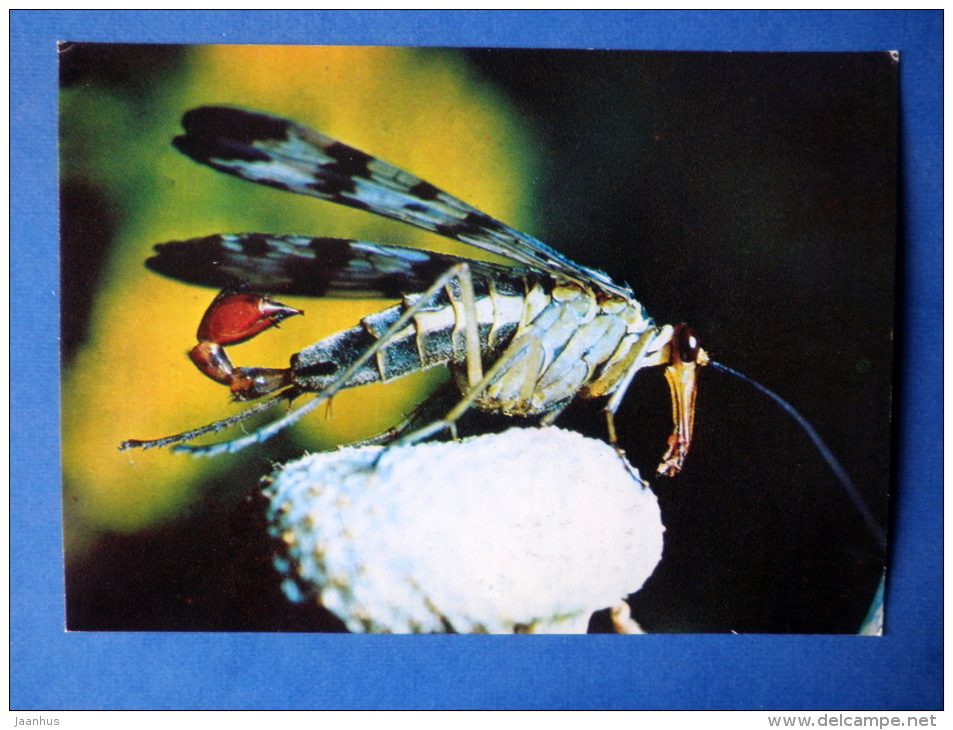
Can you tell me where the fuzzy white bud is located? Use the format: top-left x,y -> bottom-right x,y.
265,427 -> 664,633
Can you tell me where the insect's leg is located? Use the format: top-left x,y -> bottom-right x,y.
189,291 -> 303,401
119,388 -> 296,451
455,263 -> 484,392
392,333 -> 542,448
597,324 -> 707,478
171,263 -> 478,457
598,329 -> 671,469
516,340 -> 546,406
538,399 -> 572,427
348,379 -> 462,448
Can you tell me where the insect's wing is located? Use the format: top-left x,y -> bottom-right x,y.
173,106 -> 625,297
146,234 -> 521,298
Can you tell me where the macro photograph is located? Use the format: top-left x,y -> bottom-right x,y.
59,43 -> 895,635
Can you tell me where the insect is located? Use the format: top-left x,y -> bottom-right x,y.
118,104 -> 717,477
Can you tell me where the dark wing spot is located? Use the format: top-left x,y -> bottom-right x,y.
173,133 -> 271,165
240,234 -> 273,257
434,223 -> 466,239
323,142 -> 374,178
463,211 -> 506,233
434,212 -> 509,241
308,237 -> 355,269
254,177 -> 292,192
146,236 -> 240,289
180,106 -> 291,145
408,181 -> 442,201
404,203 -> 429,213
343,196 -> 371,211
307,174 -> 356,196
175,107 -> 293,164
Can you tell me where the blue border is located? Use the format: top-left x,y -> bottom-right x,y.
12,11 -> 941,710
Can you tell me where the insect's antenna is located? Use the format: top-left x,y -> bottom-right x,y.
711,361 -> 886,554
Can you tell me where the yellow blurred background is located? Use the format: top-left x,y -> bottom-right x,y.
60,45 -> 538,555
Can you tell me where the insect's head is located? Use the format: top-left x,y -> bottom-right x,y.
670,324 -> 709,368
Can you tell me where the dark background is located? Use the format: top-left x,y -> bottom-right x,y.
14,9 -> 940,711
62,47 -> 894,635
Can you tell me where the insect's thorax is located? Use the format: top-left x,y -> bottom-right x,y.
291,270 -> 666,416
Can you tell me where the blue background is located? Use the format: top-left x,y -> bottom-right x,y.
12,10 -> 942,709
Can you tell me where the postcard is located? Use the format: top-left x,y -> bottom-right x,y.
60,44 -> 895,634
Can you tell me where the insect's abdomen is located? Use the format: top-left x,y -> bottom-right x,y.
291,270 -> 662,419
290,272 -> 534,393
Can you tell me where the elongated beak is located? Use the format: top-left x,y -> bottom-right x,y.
657,325 -> 708,477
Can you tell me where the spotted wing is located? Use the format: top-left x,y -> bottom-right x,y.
172,106 -> 626,297
146,234 -> 525,299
